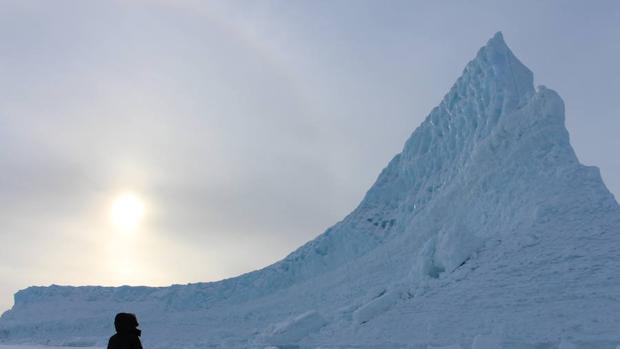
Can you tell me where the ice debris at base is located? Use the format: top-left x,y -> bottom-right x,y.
352,287 -> 402,325
2,32 -> 620,349
558,340 -> 577,349
261,311 -> 327,345
472,334 -> 502,349
428,345 -> 463,349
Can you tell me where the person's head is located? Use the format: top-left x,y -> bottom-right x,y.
114,313 -> 140,335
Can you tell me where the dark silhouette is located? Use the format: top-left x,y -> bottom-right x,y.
107,313 -> 143,349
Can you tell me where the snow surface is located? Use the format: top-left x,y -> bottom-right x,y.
471,335 -> 501,349
0,346 -> 101,349
2,32 -> 620,349
557,340 -> 577,349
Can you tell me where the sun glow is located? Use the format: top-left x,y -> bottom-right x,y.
110,192 -> 145,233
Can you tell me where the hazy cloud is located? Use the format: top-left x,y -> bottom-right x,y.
1,0 -> 618,311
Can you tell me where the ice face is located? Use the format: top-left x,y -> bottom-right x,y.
282,32 -> 570,280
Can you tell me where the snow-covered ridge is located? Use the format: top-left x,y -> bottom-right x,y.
2,32 -> 619,349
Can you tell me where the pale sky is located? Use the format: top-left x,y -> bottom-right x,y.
0,0 -> 618,312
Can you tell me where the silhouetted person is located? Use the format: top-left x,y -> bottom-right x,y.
107,313 -> 143,349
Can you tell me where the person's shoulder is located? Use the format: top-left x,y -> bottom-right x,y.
107,333 -> 120,349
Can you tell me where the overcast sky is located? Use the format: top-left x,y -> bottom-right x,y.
0,0 -> 618,312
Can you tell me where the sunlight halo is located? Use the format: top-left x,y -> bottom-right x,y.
110,192 -> 145,233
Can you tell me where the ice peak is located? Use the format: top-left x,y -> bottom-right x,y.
477,31 -> 517,69
432,32 -> 536,133
367,33 -> 561,229
486,31 -> 507,49
467,32 -> 535,110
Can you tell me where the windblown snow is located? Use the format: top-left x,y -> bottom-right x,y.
2,32 -> 619,349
